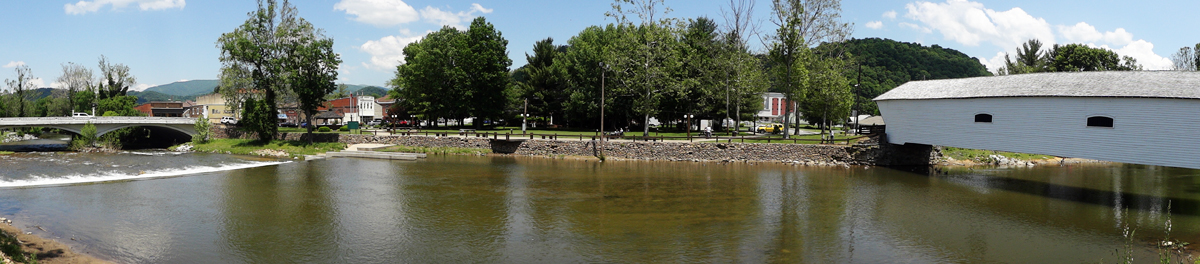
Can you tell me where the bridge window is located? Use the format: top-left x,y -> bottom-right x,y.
1087,116 -> 1114,128
974,113 -> 992,123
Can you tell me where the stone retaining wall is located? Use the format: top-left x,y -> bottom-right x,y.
213,130 -> 935,165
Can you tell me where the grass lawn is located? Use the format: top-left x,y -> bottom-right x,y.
188,138 -> 346,157
0,151 -> 13,155
941,147 -> 1056,161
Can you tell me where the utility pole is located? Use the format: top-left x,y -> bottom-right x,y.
600,62 -> 607,141
685,114 -> 694,141
522,97 -> 528,133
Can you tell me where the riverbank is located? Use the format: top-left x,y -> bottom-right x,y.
177,139 -> 346,158
0,219 -> 111,264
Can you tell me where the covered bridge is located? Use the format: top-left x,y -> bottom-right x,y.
874,71 -> 1200,169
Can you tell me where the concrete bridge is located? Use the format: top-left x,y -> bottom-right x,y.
0,117 -> 197,137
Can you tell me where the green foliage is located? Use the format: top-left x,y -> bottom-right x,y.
391,18 -> 512,129
0,230 -> 38,264
192,114 -> 212,144
827,38 -> 992,115
71,122 -> 98,149
355,86 -> 388,97
239,98 -> 277,142
1000,40 -> 1141,74
97,95 -> 141,116
338,126 -> 349,132
317,126 -> 332,132
102,111 -> 119,117
1050,43 -> 1141,71
513,38 -> 568,126
219,0 -> 339,141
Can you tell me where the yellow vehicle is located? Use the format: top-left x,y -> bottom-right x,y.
756,124 -> 782,134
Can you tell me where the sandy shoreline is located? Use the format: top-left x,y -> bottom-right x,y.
0,218 -> 111,264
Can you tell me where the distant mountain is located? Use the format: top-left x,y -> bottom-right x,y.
128,91 -> 198,104
143,80 -> 220,97
355,86 -> 389,97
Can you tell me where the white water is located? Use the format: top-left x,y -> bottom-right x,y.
0,160 -> 291,188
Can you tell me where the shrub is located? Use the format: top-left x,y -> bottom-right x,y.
318,127 -> 332,132
192,115 -> 212,143
338,126 -> 349,132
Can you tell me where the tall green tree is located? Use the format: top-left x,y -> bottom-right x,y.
463,17 -> 512,129
280,14 -> 341,138
391,26 -> 469,127
1049,43 -> 1140,72
218,0 -> 336,141
558,25 -> 628,130
514,38 -> 568,125
4,65 -> 35,117
96,55 -> 136,100
218,0 -> 292,141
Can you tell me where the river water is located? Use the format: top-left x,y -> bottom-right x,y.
0,151 -> 1196,263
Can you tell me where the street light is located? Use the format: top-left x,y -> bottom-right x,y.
686,114 -> 696,141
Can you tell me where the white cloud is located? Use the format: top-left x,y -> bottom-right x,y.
904,0 -> 1171,72
2,61 -> 24,68
883,10 -> 897,19
1106,41 -> 1172,70
899,22 -> 931,33
1058,22 -> 1134,47
29,78 -> 47,88
360,34 -> 425,70
420,3 -> 493,29
334,0 -> 419,27
65,0 -> 185,15
904,0 -> 1055,50
132,83 -> 152,91
50,81 -> 66,89
866,21 -> 883,29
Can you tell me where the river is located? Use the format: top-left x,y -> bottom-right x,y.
0,151 -> 1195,263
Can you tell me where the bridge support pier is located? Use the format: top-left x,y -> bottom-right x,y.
852,133 -> 942,166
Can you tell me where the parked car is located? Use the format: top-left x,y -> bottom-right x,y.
279,122 -> 298,127
221,116 -> 238,125
72,112 -> 93,118
756,124 -> 782,134
367,119 -> 382,127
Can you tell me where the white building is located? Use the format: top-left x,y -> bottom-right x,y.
757,92 -> 796,123
875,71 -> 1200,169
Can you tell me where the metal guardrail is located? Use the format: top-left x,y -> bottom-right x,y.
0,116 -> 194,125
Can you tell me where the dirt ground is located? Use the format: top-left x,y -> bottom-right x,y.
0,221 -> 111,264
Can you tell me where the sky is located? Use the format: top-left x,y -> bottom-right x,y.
1,0 -> 1197,91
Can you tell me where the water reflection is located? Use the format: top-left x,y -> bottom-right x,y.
1,155 -> 1197,263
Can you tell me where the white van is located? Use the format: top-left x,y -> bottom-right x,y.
72,112 -> 93,118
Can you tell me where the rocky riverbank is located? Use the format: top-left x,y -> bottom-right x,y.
0,217 -> 111,264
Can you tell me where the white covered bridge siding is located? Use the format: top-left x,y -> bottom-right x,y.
0,117 -> 197,137
875,71 -> 1200,170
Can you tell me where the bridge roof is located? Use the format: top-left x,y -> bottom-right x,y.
874,71 -> 1200,101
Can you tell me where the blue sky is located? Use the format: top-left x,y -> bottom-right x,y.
2,0 -> 1197,91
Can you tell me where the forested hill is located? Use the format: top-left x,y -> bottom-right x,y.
831,38 -> 992,115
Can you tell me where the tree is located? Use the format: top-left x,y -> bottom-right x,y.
463,17 -> 512,129
4,65 -> 35,117
97,55 -> 136,100
514,38 -> 568,126
281,17 -> 341,138
720,0 -> 766,133
218,0 -> 336,142
327,84 -> 350,100
192,114 -> 213,144
1049,44 -> 1140,72
1169,44 -> 1199,71
767,0 -> 852,138
391,26 -> 469,127
58,62 -> 94,114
